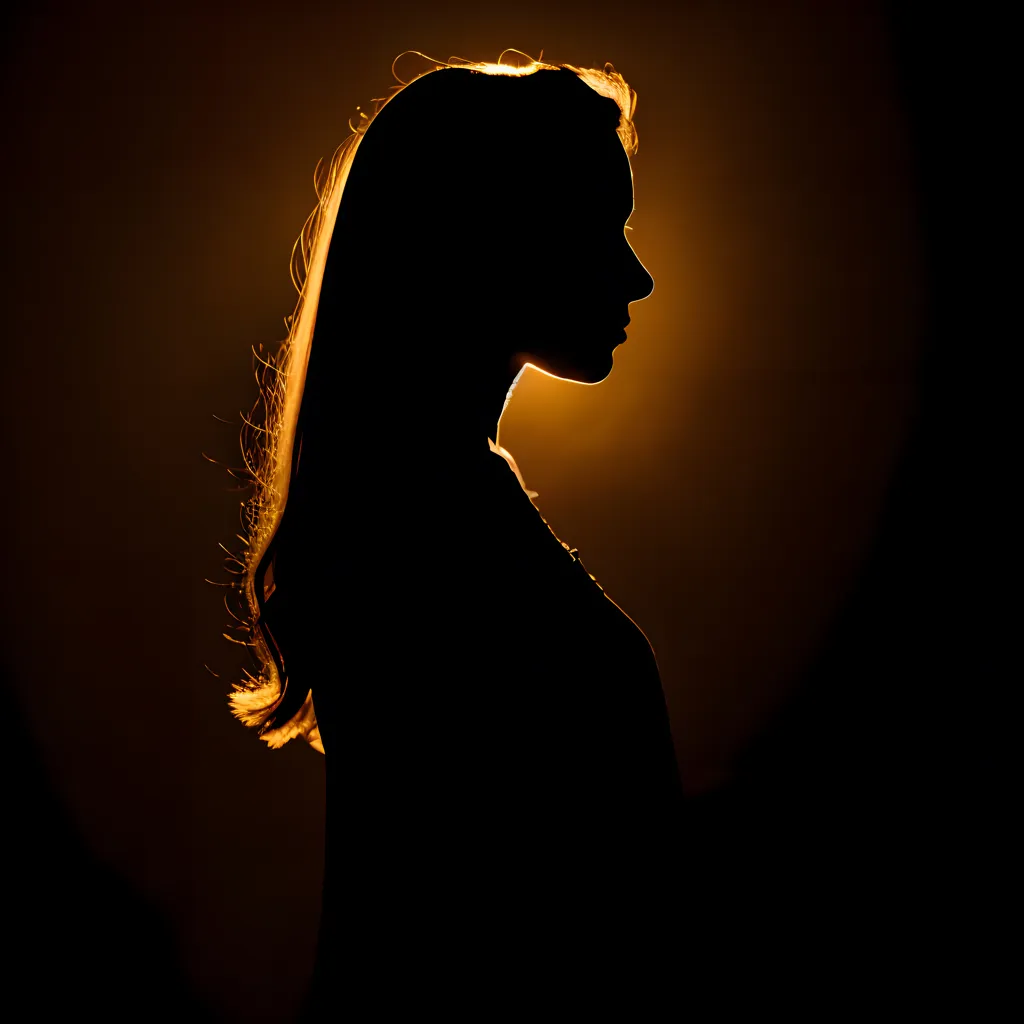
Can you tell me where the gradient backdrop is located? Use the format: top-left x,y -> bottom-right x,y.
0,1 -> 1007,1019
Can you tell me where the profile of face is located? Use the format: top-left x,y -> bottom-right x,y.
502,130 -> 655,385
326,69 -> 653,388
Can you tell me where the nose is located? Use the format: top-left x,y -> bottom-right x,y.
626,240 -> 655,303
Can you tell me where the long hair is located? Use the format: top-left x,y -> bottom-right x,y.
222,51 -> 640,751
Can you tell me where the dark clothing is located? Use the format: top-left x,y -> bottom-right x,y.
274,448 -> 683,1013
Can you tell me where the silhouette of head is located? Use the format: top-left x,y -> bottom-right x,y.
317,65 -> 654,388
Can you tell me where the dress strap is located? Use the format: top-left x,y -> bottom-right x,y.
566,548 -> 606,593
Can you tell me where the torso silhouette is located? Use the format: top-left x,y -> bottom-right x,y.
268,431 -> 682,1007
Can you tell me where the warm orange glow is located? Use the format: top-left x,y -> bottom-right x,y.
226,51 -> 641,751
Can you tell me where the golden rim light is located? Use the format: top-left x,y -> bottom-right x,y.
223,51 -> 640,751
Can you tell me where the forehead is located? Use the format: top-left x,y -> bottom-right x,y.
532,131 -> 634,220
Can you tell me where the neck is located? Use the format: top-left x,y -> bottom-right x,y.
404,359 -> 525,467
296,314 -> 527,489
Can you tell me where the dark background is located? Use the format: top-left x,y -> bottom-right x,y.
0,1 -> 1010,1018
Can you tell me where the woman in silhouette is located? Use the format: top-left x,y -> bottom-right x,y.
230,55 -> 682,1010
